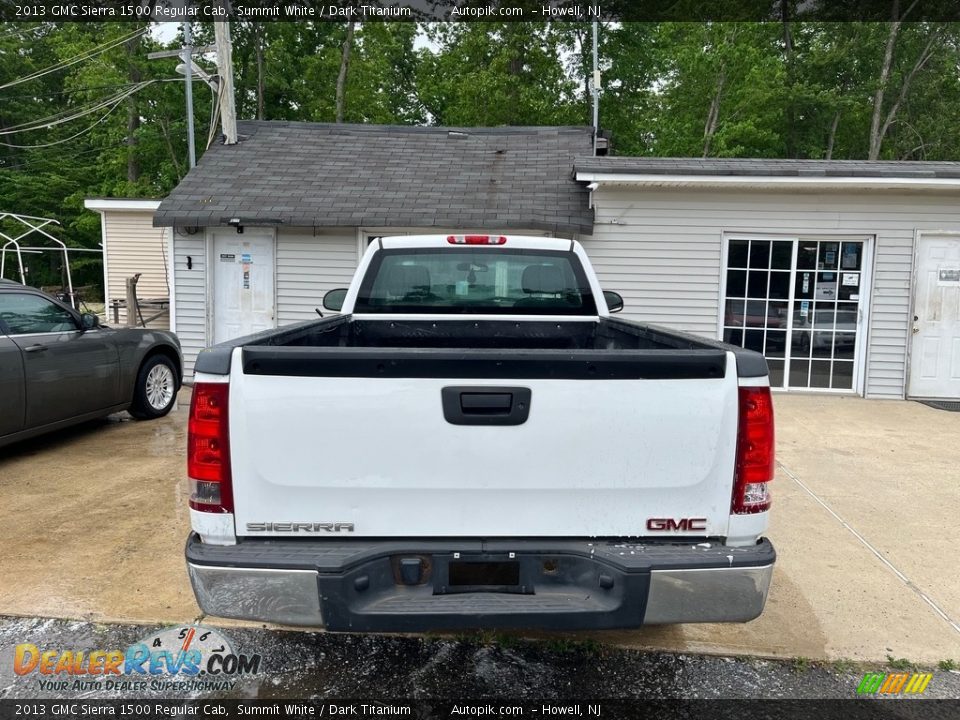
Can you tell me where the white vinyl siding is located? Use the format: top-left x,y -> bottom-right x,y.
583,187 -> 960,399
276,229 -> 357,324
102,211 -> 170,329
172,232 -> 206,378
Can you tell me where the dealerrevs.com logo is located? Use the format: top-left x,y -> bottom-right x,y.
13,625 -> 261,693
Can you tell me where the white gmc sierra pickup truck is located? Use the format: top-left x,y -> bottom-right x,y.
185,235 -> 776,631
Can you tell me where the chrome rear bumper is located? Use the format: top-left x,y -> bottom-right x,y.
186,535 -> 774,629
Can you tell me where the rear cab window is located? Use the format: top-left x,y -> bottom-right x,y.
354,248 -> 598,315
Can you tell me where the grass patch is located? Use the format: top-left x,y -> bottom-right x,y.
791,657 -> 811,673
831,658 -> 857,673
938,659 -> 957,672
886,655 -> 915,671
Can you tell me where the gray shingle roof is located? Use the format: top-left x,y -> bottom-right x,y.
574,156 -> 960,178
154,122 -> 594,235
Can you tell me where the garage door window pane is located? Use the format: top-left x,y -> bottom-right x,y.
771,242 -> 792,270
749,241 -> 771,268
725,298 -> 745,326
832,362 -> 854,389
728,240 -> 749,268
766,331 -> 786,358
744,329 -> 764,353
726,270 -> 747,297
810,360 -> 832,388
769,272 -> 790,299
797,244 -> 818,270
747,271 -> 768,298
790,360 -> 810,387
767,359 -> 784,387
819,243 -> 840,270
833,333 -> 856,360
724,328 -> 744,346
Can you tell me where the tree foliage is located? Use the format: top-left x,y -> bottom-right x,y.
1,19 -> 959,293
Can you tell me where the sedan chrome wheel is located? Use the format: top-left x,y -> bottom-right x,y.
145,363 -> 175,410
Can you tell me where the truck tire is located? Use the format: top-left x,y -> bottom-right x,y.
129,354 -> 178,420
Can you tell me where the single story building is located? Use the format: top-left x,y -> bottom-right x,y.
154,122 -> 593,376
154,121 -> 960,401
84,198 -> 170,329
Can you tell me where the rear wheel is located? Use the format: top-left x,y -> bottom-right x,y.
129,354 -> 178,420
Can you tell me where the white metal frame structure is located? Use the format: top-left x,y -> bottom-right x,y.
0,212 -> 101,309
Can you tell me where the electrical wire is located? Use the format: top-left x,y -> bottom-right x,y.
0,143 -> 128,171
2,80 -> 163,101
0,27 -> 146,91
0,86 -> 143,148
0,78 -> 181,136
0,81 -> 154,134
206,83 -> 223,149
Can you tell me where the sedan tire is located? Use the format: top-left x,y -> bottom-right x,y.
129,354 -> 179,420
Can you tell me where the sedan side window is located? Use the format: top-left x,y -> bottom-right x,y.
0,293 -> 77,334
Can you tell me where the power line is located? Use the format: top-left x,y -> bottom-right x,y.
0,86 -> 143,148
0,82 -> 152,134
0,143 -> 129,171
1,80 -> 161,101
0,78 -> 180,136
0,27 -> 146,91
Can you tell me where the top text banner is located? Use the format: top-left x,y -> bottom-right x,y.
5,0 -> 960,22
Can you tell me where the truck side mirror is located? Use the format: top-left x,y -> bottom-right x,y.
323,288 -> 347,312
603,290 -> 624,313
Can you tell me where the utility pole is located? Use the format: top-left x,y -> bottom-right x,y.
592,20 -> 600,155
214,21 -> 238,145
147,29 -> 216,169
182,22 -> 196,167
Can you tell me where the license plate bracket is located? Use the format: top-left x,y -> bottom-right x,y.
435,555 -> 531,594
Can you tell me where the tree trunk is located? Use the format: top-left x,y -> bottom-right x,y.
335,21 -> 355,124
125,29 -> 142,183
868,12 -> 902,160
874,29 -> 941,159
158,116 -> 183,183
256,24 -> 265,120
826,110 -> 841,159
702,68 -> 726,158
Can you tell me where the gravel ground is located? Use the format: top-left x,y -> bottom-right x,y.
1,616 -> 958,701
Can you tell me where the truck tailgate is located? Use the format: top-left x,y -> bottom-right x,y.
227,348 -> 740,539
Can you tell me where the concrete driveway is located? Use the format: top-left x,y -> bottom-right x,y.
0,392 -> 957,664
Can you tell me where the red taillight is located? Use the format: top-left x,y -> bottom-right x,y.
732,386 -> 775,514
187,382 -> 233,513
447,235 -> 507,245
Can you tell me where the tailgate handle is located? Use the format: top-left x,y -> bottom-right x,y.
442,386 -> 532,426
460,393 -> 512,412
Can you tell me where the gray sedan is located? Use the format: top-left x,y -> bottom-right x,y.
0,279 -> 183,448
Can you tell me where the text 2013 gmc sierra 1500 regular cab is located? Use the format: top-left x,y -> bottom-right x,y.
185,235 -> 776,631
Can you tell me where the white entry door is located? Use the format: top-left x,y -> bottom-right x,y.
212,231 -> 275,344
909,234 -> 960,399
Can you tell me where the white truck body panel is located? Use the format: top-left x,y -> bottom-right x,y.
228,354 -> 740,538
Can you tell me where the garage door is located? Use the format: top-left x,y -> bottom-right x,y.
722,236 -> 871,393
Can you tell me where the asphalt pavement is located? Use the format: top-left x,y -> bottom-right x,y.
2,616 -> 959,700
